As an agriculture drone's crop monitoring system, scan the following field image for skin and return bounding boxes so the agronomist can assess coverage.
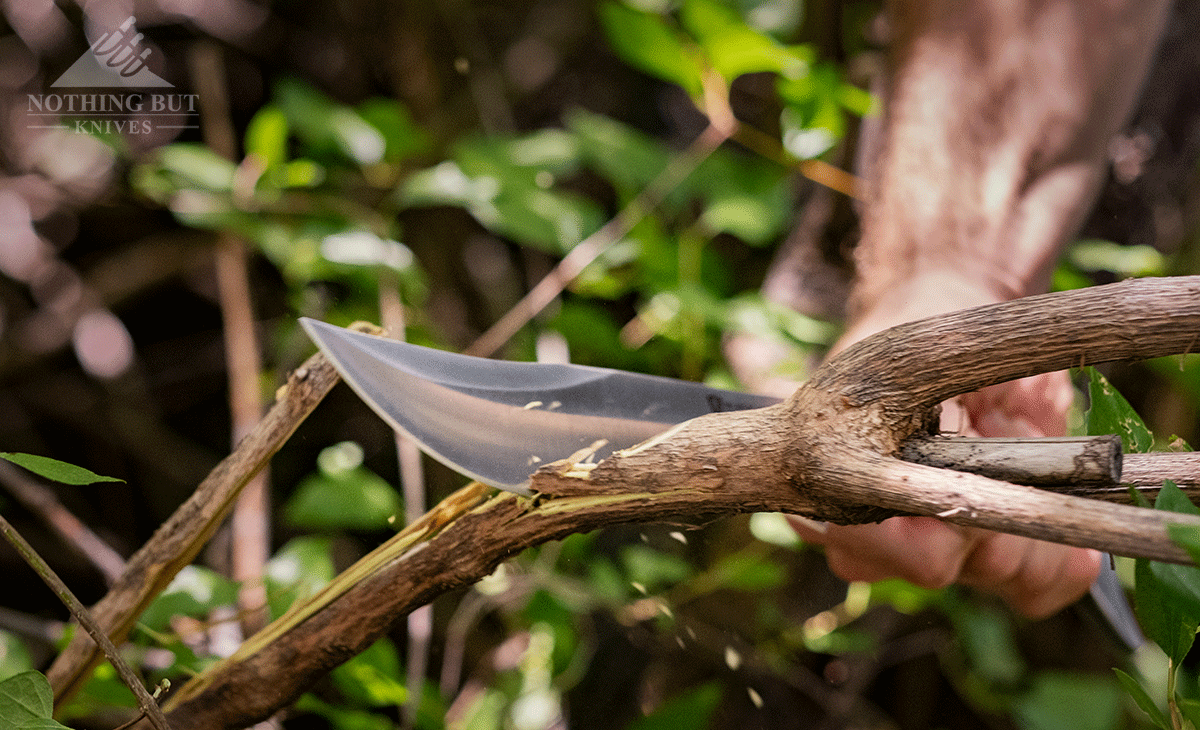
[788,0,1173,618]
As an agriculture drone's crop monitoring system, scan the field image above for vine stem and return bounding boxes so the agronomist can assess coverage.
[0,511,172,730]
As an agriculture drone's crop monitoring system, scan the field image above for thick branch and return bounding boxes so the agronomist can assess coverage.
[152,422,1200,729]
[138,278,1200,730]
[810,276,1200,425]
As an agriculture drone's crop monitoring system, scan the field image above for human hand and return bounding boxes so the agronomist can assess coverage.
[790,272,1102,618]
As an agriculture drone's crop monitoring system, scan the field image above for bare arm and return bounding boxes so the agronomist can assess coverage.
[851,0,1172,322]
[798,0,1174,618]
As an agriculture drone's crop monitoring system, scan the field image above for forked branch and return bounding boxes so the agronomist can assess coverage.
[136,277,1199,730]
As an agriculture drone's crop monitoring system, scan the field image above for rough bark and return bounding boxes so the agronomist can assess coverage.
[120,276,1200,730]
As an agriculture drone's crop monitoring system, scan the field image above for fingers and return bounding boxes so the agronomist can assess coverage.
[957,533,1102,618]
[790,516,1102,618]
[790,516,970,589]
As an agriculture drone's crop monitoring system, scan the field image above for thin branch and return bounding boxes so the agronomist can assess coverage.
[811,277,1200,420]
[0,511,171,730]
[191,39,271,637]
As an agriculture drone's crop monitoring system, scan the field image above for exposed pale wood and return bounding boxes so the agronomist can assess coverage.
[123,277,1200,730]
[901,435,1122,486]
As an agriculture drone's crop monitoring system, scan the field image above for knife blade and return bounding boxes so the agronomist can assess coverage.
[299,318,779,495]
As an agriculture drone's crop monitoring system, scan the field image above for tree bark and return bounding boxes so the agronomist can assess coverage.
[133,276,1199,730]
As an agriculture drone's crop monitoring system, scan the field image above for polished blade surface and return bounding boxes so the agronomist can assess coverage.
[300,318,779,494]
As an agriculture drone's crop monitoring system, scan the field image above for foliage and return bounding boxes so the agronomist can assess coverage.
[0,672,72,730]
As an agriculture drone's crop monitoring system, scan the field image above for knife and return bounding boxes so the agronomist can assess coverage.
[299,317,780,495]
[299,317,1144,649]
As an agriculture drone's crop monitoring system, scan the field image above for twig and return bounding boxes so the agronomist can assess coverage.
[0,511,171,730]
[190,40,271,636]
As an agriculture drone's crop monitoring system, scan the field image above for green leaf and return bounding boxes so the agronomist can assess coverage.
[283,442,403,531]
[621,545,691,593]
[1179,698,1200,730]
[1113,668,1171,729]
[150,143,238,192]
[703,552,786,592]
[55,663,135,722]
[1068,239,1166,279]
[0,453,123,486]
[776,63,852,159]
[689,151,791,244]
[1137,480,1200,662]
[265,537,336,619]
[283,469,402,532]
[244,105,289,170]
[955,604,1025,687]
[0,631,34,682]
[1083,367,1154,453]
[680,0,810,81]
[1011,670,1121,730]
[0,671,52,724]
[330,638,407,708]
[274,78,385,166]
[1168,520,1200,566]
[400,133,602,254]
[867,579,942,615]
[598,2,704,96]
[292,693,394,730]
[567,109,672,203]
[748,512,801,549]
[522,590,583,675]
[357,97,431,163]
[1135,554,1198,665]
[137,565,238,634]
[626,682,723,730]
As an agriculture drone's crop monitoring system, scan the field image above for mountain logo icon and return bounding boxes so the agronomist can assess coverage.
[52,17,172,88]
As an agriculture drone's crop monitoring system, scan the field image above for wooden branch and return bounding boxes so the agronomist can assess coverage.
[130,277,1200,730]
[810,276,1200,424]
[48,346,344,708]
[151,434,1200,729]
[1081,452,1200,501]
[900,435,1122,486]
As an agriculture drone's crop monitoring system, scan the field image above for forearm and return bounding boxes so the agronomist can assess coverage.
[851,0,1173,319]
